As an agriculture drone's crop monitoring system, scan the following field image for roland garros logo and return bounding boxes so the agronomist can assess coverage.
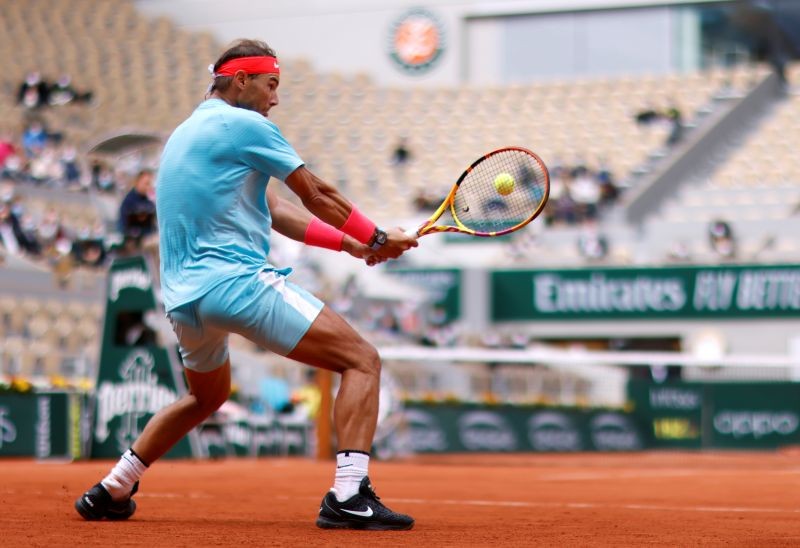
[388,8,445,74]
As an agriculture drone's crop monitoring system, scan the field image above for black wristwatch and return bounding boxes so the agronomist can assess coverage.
[369,227,388,250]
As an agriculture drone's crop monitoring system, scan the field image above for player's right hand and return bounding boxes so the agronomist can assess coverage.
[374,227,418,260]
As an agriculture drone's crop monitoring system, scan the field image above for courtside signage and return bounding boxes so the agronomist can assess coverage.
[91,256,199,459]
[492,264,800,320]
[388,7,445,75]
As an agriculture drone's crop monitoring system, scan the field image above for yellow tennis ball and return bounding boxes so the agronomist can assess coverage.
[494,173,515,196]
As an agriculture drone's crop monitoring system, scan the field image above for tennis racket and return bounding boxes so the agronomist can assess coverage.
[406,147,549,238]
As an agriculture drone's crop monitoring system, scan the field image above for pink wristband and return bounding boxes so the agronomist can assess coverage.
[340,205,376,245]
[304,217,344,251]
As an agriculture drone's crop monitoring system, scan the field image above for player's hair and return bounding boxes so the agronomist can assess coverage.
[209,39,277,94]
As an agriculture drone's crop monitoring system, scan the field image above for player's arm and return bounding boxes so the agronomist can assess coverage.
[266,185,385,264]
[284,166,416,259]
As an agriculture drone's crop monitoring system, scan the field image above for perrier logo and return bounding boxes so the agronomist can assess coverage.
[388,8,445,75]
[109,266,151,301]
[95,349,178,451]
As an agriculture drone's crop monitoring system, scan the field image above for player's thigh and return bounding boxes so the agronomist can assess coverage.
[168,301,230,373]
[185,359,231,411]
[287,305,378,374]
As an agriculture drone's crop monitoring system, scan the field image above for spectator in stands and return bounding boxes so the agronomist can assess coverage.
[37,207,66,254]
[47,74,93,106]
[1,151,25,182]
[709,219,736,259]
[73,230,107,267]
[118,168,156,249]
[390,137,412,185]
[666,240,692,263]
[91,161,117,192]
[29,144,64,184]
[0,198,40,256]
[596,161,620,206]
[17,72,50,109]
[60,145,81,187]
[634,105,684,146]
[0,132,15,168]
[570,166,602,221]
[665,105,684,146]
[22,121,49,158]
[548,166,578,225]
[577,221,609,261]
[391,137,412,167]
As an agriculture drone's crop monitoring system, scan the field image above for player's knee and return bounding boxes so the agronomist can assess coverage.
[195,386,230,415]
[360,344,381,378]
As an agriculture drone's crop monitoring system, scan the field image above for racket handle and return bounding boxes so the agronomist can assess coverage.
[404,227,420,238]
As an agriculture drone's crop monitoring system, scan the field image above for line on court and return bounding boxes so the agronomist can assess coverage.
[276,495,800,515]
[390,498,800,515]
[535,468,800,481]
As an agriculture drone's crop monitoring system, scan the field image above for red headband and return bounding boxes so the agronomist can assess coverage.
[214,56,280,77]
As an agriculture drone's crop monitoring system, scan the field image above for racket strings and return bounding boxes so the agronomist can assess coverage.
[453,149,548,234]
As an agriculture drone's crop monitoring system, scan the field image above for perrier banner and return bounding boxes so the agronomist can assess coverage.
[91,255,202,459]
[492,264,800,320]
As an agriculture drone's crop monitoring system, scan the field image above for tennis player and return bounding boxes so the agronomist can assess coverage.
[75,39,416,531]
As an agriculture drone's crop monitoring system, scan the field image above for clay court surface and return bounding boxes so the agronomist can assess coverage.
[2,452,800,546]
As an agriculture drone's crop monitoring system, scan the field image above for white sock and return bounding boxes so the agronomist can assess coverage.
[101,449,148,501]
[332,450,369,502]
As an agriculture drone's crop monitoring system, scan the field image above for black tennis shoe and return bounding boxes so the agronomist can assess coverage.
[316,476,414,531]
[74,481,139,521]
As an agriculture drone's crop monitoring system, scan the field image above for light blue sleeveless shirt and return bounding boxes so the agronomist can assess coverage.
[156,98,303,311]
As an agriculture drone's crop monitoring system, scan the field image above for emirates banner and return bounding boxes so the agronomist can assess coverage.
[492,264,800,320]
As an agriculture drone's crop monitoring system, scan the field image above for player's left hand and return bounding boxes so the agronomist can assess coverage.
[342,236,387,266]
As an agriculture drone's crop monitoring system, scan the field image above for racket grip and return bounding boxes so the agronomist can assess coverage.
[404,227,419,238]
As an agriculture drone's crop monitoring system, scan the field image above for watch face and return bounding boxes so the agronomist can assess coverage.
[376,230,388,244]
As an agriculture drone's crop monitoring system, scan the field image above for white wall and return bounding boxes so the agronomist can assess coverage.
[135,0,726,86]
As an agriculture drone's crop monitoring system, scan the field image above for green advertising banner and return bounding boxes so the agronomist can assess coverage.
[92,256,201,459]
[401,403,644,453]
[628,380,800,449]
[709,383,800,449]
[627,381,704,449]
[386,268,461,322]
[492,264,800,321]
[0,392,84,459]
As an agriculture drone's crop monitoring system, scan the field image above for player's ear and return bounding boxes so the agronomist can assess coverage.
[234,70,248,88]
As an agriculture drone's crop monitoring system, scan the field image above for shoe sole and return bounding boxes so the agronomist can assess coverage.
[316,516,414,531]
[74,497,136,521]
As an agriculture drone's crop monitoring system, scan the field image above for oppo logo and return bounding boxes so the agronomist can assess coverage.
[590,413,642,451]
[0,407,17,449]
[459,411,517,451]
[714,411,799,439]
[528,412,582,451]
[404,409,447,452]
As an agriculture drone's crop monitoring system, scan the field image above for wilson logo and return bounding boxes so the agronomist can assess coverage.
[0,407,17,450]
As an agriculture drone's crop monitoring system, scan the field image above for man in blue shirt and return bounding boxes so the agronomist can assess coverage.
[76,39,417,530]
